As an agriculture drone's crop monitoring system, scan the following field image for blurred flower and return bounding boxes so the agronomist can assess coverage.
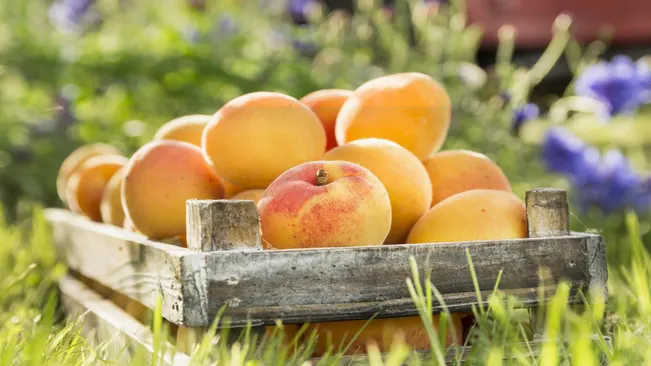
[573,150,641,214]
[48,0,95,33]
[499,91,512,104]
[541,126,590,175]
[181,26,201,44]
[288,0,319,23]
[218,14,238,35]
[574,55,651,117]
[541,126,651,215]
[511,103,539,136]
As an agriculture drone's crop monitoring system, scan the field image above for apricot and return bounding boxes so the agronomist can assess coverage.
[407,190,527,244]
[66,155,128,222]
[258,160,391,249]
[122,140,224,240]
[423,150,512,207]
[299,89,353,151]
[203,92,327,189]
[307,315,463,356]
[335,72,451,160]
[152,114,212,147]
[231,189,265,204]
[99,167,125,227]
[324,138,431,244]
[56,143,121,204]
[223,180,247,198]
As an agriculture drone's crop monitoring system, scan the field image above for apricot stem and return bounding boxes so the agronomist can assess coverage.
[316,169,328,186]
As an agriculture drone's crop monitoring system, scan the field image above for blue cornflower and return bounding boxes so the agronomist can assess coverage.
[573,150,641,214]
[48,0,95,33]
[574,55,651,117]
[541,126,591,176]
[512,103,539,136]
[541,126,651,215]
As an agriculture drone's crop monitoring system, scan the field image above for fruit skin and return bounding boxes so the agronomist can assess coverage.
[153,114,212,147]
[299,89,353,151]
[423,150,512,207]
[223,180,248,198]
[258,160,392,249]
[202,91,327,189]
[122,140,224,240]
[99,167,126,227]
[66,155,129,222]
[56,143,121,204]
[407,189,527,244]
[323,138,432,244]
[307,315,463,356]
[335,72,451,160]
[231,189,265,204]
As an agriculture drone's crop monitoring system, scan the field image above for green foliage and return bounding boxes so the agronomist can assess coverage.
[1,0,651,364]
[1,207,651,365]
[0,0,539,215]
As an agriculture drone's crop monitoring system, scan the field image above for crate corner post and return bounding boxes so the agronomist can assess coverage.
[525,188,571,337]
[178,199,265,354]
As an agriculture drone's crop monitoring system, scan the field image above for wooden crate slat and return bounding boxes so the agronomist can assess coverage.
[46,208,606,328]
[59,275,190,366]
[46,209,194,325]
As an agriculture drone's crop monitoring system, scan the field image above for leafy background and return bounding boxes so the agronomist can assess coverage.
[1,0,651,364]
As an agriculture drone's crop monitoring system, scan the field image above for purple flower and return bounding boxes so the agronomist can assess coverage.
[512,103,539,136]
[573,150,641,214]
[574,55,651,117]
[541,126,651,215]
[217,14,238,35]
[288,0,318,23]
[48,0,95,33]
[541,126,590,175]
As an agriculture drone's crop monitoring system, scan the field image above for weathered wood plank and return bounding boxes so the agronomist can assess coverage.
[200,234,602,326]
[46,206,607,328]
[45,209,200,326]
[59,275,190,366]
[186,199,262,251]
[60,275,611,365]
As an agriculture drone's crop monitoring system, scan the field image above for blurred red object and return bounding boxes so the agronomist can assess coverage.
[466,0,651,48]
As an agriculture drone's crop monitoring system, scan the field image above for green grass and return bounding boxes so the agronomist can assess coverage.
[1,204,650,365]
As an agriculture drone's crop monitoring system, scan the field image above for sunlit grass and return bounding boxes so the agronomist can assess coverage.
[3,205,651,365]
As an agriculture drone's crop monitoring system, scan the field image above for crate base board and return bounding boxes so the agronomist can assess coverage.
[59,275,610,365]
[59,275,191,366]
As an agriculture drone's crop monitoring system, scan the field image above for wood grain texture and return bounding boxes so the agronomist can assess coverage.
[526,188,571,238]
[198,234,601,326]
[46,204,607,328]
[45,209,204,326]
[186,199,262,252]
[59,275,190,366]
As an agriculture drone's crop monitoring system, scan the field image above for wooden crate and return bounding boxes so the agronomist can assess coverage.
[46,188,608,363]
